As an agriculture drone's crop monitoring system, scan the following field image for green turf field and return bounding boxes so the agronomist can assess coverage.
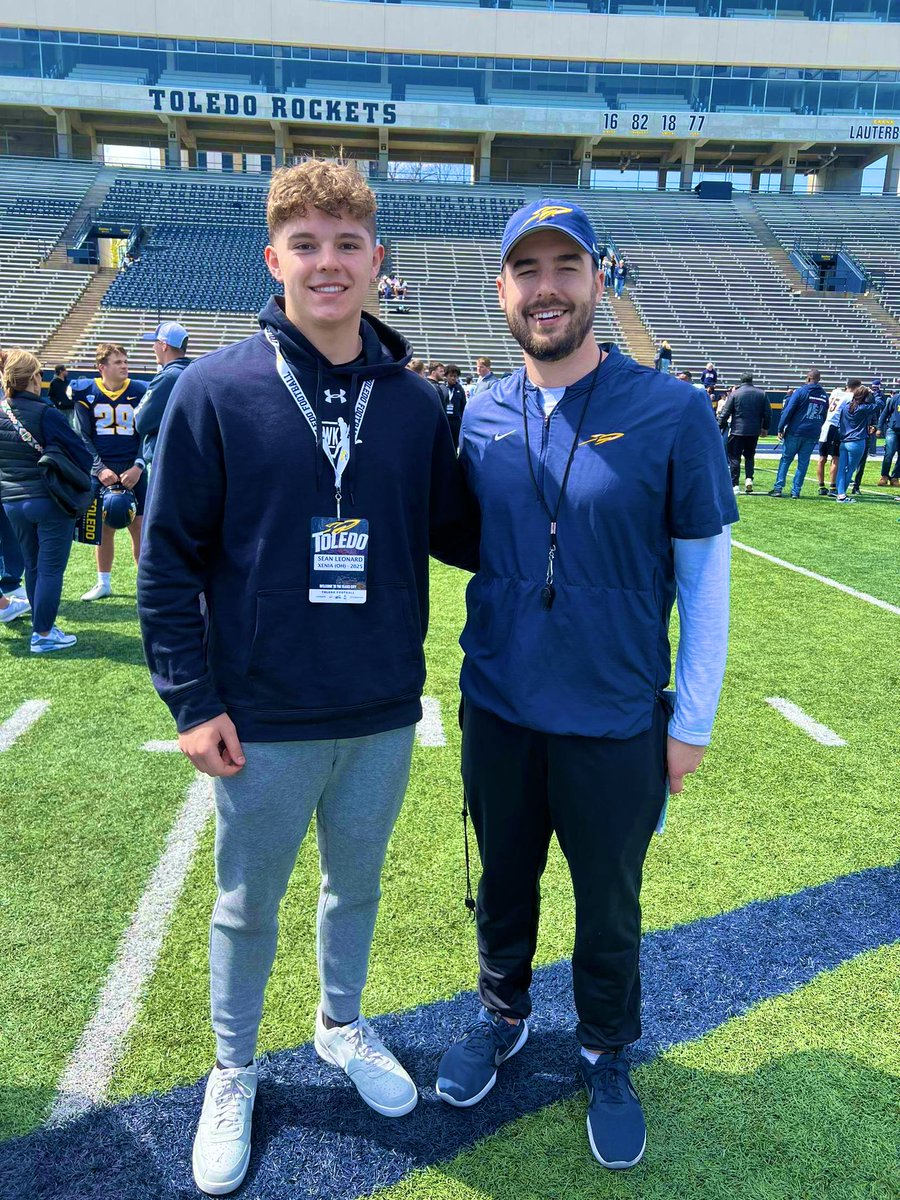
[1,461,897,1197]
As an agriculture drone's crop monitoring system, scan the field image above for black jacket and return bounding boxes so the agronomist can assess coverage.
[443,380,467,444]
[718,384,771,437]
[48,377,73,410]
[0,390,93,504]
[138,297,478,742]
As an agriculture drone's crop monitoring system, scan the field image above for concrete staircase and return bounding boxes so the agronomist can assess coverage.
[55,169,116,252]
[733,196,808,290]
[855,293,900,349]
[39,268,117,364]
[611,291,656,366]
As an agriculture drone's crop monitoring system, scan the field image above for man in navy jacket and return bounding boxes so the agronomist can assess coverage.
[877,386,900,486]
[138,160,475,1196]
[133,320,192,466]
[768,368,829,498]
[434,199,737,1172]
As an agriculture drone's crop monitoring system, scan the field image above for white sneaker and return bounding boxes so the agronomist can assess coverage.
[745,478,753,494]
[3,586,28,602]
[30,626,77,653]
[192,1062,258,1196]
[0,596,30,624]
[315,1010,418,1117]
[81,581,112,601]
[732,485,740,495]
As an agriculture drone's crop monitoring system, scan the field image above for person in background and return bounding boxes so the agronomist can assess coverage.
[835,385,880,504]
[75,343,148,601]
[851,377,884,495]
[601,255,613,289]
[443,363,467,445]
[716,372,770,495]
[134,321,192,468]
[817,378,857,496]
[470,356,498,396]
[613,257,627,298]
[877,385,900,487]
[0,350,92,652]
[701,362,717,390]
[0,343,29,624]
[676,370,708,397]
[768,368,829,499]
[654,341,673,373]
[48,365,72,413]
[407,358,426,377]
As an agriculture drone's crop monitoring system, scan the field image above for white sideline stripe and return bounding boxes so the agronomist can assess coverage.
[47,776,214,1127]
[142,739,179,752]
[733,540,900,617]
[417,695,447,747]
[765,698,848,747]
[0,700,50,752]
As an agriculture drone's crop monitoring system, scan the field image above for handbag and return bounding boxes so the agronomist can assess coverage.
[1,398,94,517]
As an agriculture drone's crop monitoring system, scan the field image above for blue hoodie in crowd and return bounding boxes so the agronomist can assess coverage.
[777,381,829,440]
[137,297,477,742]
[838,396,881,443]
[879,391,900,434]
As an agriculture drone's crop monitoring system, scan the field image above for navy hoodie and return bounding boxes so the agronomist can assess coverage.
[137,298,477,741]
[778,382,829,439]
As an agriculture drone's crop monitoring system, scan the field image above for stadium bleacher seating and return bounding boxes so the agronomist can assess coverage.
[749,192,900,325]
[35,163,896,388]
[574,190,900,388]
[0,157,99,352]
[70,308,260,372]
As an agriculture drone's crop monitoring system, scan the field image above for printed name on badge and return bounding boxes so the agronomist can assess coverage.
[309,517,369,604]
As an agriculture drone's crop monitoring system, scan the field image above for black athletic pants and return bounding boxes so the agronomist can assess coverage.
[461,699,668,1050]
[726,434,759,487]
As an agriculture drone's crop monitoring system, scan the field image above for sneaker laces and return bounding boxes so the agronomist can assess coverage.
[586,1054,630,1105]
[457,1013,512,1058]
[341,1018,396,1074]
[208,1070,253,1134]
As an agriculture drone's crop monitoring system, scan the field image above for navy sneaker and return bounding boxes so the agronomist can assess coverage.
[581,1051,646,1169]
[435,1008,528,1107]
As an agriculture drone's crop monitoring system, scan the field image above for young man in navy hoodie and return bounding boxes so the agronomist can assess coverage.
[138,159,474,1196]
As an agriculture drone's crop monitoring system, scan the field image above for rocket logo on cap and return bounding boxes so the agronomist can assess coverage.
[524,205,574,226]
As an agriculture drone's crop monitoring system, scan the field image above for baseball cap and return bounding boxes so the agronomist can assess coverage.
[872,377,882,386]
[500,199,601,270]
[141,320,189,349]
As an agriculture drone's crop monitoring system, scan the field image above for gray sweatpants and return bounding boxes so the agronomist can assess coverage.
[210,725,415,1068]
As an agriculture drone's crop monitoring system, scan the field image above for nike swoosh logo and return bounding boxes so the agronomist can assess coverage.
[493,430,515,441]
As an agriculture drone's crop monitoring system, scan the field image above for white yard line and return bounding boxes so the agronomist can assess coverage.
[416,695,447,747]
[0,700,50,752]
[733,541,900,617]
[141,739,180,752]
[47,776,214,1127]
[765,698,848,747]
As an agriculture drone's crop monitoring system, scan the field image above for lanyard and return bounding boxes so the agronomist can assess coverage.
[265,327,374,517]
[521,358,601,611]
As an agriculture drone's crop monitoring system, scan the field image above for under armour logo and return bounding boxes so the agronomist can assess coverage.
[323,388,347,405]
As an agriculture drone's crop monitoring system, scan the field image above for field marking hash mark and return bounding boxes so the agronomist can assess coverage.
[0,700,51,752]
[765,697,848,747]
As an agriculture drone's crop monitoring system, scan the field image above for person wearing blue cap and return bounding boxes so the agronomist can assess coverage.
[134,321,192,468]
[435,198,738,1170]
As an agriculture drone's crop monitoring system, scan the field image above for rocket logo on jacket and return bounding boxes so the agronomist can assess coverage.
[579,432,625,449]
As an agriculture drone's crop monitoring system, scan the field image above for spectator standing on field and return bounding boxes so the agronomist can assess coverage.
[443,364,467,446]
[407,358,426,377]
[470,356,498,396]
[48,365,72,413]
[717,372,770,495]
[835,386,881,504]
[851,377,884,495]
[877,386,900,486]
[817,379,856,495]
[134,321,192,468]
[768,369,829,499]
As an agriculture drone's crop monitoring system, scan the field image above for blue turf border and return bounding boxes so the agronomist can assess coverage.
[2,863,897,1199]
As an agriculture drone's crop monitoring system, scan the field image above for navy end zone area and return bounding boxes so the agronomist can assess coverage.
[0,1,899,1198]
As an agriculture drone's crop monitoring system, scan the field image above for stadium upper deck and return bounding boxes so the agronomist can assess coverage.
[0,0,898,191]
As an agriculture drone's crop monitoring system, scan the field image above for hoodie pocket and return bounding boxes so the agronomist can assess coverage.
[246,583,424,712]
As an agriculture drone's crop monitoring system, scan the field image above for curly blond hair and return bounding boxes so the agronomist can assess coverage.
[3,348,41,395]
[266,158,377,241]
